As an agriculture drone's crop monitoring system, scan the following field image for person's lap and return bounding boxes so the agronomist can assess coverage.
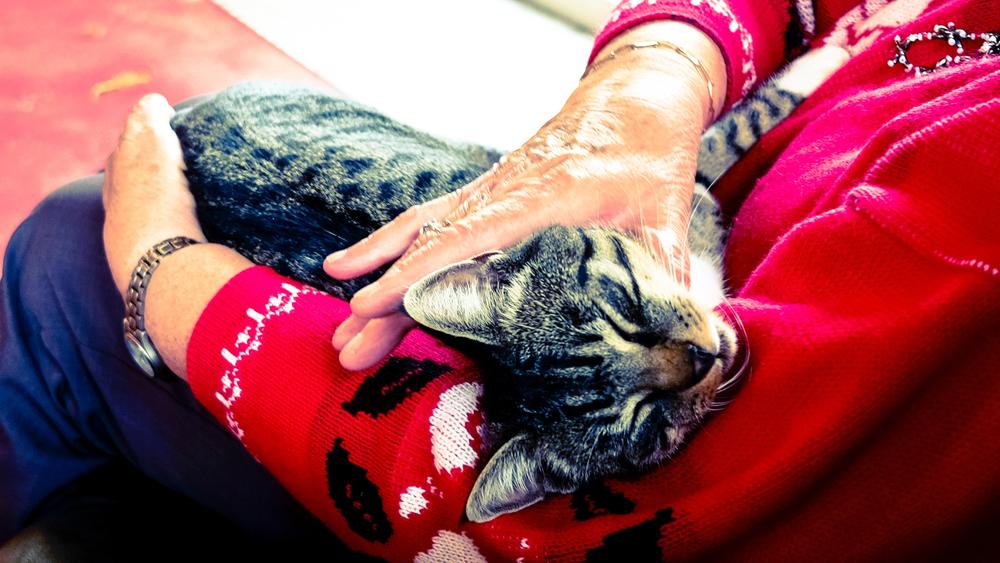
[0,174,344,544]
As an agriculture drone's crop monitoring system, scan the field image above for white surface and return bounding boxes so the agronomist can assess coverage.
[212,0,595,150]
[525,0,618,31]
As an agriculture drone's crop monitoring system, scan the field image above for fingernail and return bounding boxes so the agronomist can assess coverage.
[332,327,349,350]
[325,250,346,264]
[339,338,371,372]
[324,251,348,274]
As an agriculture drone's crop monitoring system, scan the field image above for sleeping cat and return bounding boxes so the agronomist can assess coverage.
[171,45,846,523]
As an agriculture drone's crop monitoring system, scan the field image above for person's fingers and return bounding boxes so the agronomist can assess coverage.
[458,155,512,197]
[332,313,367,350]
[142,95,185,162]
[453,147,545,210]
[348,195,556,318]
[322,145,540,282]
[118,94,185,175]
[338,313,416,371]
[128,93,176,128]
[323,189,466,280]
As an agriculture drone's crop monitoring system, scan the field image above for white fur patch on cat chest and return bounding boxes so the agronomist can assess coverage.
[689,254,726,310]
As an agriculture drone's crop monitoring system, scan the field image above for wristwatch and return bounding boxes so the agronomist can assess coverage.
[123,236,200,378]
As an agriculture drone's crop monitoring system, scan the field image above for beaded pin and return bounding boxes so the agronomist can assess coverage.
[888,22,1000,76]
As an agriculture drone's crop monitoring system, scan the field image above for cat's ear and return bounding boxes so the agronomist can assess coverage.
[465,434,545,523]
[403,251,505,345]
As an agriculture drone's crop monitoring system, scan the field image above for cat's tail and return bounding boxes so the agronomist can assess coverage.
[695,44,849,186]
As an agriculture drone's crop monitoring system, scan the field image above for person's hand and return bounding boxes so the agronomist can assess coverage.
[324,22,726,370]
[103,94,206,298]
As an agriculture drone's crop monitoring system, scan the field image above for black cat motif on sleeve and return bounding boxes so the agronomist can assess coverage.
[570,481,636,521]
[342,357,453,418]
[585,508,676,562]
[326,438,392,543]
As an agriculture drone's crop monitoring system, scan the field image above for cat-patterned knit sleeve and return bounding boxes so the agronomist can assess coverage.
[185,266,497,560]
[592,0,865,108]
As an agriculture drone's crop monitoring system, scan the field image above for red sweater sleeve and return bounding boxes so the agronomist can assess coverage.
[186,267,494,560]
[591,0,864,107]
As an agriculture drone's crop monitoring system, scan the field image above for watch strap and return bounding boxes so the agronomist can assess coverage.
[123,236,200,377]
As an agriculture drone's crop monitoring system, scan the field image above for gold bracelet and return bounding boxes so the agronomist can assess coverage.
[582,39,718,124]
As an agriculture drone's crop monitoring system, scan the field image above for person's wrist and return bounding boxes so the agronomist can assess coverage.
[582,51,710,120]
[109,222,207,299]
[143,242,254,379]
[586,20,726,126]
[571,56,706,161]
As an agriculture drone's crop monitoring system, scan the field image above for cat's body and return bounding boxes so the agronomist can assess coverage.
[171,45,845,523]
[173,94,501,299]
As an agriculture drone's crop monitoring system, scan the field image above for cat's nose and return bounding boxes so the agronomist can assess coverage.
[688,344,717,385]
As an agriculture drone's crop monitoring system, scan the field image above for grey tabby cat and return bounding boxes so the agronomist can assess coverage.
[171,46,846,523]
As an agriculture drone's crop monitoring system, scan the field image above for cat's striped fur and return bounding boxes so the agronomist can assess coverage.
[171,45,846,523]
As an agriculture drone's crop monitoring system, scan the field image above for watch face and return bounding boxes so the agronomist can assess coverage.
[124,332,156,378]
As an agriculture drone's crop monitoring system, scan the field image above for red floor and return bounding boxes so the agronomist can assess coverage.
[0,0,332,272]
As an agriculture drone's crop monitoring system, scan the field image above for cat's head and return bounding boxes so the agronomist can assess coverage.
[403,225,737,523]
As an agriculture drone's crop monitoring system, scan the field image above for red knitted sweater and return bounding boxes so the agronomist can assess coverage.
[187,1,1000,560]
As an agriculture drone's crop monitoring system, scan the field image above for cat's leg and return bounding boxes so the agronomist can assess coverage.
[0,176,345,550]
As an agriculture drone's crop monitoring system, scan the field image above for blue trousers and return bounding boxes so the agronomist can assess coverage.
[0,176,339,546]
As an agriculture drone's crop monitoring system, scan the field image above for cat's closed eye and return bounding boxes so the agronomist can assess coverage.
[597,276,644,324]
[593,281,662,348]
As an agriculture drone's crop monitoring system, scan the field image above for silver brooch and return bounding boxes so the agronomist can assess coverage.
[888,22,1000,76]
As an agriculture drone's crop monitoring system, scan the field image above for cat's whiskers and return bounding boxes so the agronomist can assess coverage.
[712,296,750,402]
[600,217,673,284]
[634,212,678,285]
[643,206,677,284]
[580,419,608,480]
[687,185,708,233]
[704,170,724,192]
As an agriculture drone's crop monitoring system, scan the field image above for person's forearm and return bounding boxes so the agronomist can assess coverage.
[144,243,253,379]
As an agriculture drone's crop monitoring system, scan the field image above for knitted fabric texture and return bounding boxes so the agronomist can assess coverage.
[591,0,864,108]
[188,0,1000,559]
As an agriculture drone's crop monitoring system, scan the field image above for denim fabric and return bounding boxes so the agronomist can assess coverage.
[0,176,336,545]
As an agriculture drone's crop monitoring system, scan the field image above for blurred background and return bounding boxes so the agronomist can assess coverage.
[0,0,619,269]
